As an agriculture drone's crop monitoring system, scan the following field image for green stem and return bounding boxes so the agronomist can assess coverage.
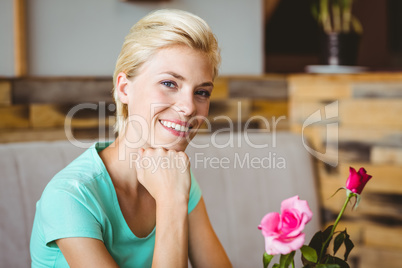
[319,192,353,262]
[291,258,295,268]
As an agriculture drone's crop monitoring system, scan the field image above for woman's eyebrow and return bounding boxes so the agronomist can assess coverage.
[199,81,214,88]
[162,71,214,88]
[163,71,185,81]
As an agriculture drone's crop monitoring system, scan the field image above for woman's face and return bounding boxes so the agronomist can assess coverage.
[121,45,214,151]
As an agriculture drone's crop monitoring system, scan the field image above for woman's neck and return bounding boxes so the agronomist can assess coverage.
[99,136,143,195]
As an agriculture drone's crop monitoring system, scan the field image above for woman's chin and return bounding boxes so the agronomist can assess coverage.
[154,141,189,152]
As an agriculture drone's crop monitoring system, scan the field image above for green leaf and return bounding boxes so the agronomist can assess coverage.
[273,264,280,268]
[326,255,350,268]
[309,230,324,253]
[317,263,341,268]
[323,225,334,241]
[302,265,316,268]
[279,251,295,268]
[332,256,350,268]
[333,231,345,255]
[330,187,345,198]
[316,264,341,268]
[344,233,354,261]
[322,225,334,254]
[301,245,318,263]
[263,252,274,268]
[308,225,334,263]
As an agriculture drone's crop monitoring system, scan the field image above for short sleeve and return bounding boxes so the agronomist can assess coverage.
[188,170,202,213]
[38,179,103,247]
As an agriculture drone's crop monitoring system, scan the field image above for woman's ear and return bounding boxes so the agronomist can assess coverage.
[116,72,129,104]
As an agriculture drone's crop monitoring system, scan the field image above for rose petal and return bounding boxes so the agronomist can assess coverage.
[280,209,301,235]
[265,233,306,255]
[346,166,372,194]
[280,196,300,212]
[258,212,280,237]
[281,196,312,224]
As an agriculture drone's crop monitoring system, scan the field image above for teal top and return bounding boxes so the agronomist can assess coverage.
[30,141,202,267]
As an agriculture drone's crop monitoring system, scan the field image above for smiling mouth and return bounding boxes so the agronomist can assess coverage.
[159,120,193,133]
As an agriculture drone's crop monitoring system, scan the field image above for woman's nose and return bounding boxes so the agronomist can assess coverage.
[175,91,196,117]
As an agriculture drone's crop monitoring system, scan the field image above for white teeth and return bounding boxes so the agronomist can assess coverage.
[161,120,189,132]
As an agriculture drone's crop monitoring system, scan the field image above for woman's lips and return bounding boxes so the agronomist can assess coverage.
[159,120,192,137]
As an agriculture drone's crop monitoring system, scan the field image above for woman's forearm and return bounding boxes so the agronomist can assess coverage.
[152,197,189,268]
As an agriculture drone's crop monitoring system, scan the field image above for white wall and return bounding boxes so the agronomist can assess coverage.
[1,0,263,77]
[0,0,15,76]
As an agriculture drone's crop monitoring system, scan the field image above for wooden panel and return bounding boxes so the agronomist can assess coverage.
[289,100,338,125]
[371,146,402,165]
[13,0,27,76]
[13,78,114,104]
[290,100,402,128]
[211,76,228,100]
[0,81,11,105]
[251,100,288,118]
[0,128,67,143]
[364,224,402,250]
[352,82,402,98]
[229,76,287,99]
[321,185,402,221]
[30,104,115,128]
[0,105,29,128]
[297,126,402,147]
[289,81,351,101]
[73,127,116,141]
[295,126,402,163]
[318,162,402,195]
[250,100,289,130]
[208,99,252,122]
[340,99,402,127]
[289,73,402,101]
[359,246,402,268]
[288,73,402,84]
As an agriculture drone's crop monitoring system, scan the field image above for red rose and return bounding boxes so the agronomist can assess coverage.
[345,167,372,195]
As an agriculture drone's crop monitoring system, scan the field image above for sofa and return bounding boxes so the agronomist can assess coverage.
[0,132,320,267]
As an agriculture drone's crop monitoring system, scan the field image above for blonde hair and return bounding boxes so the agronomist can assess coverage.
[112,9,221,135]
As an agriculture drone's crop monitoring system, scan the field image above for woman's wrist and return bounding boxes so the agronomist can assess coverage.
[155,193,188,212]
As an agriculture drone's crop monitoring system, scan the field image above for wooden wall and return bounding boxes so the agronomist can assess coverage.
[0,75,289,143]
[289,73,402,268]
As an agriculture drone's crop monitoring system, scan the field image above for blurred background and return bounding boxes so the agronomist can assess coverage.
[1,0,401,267]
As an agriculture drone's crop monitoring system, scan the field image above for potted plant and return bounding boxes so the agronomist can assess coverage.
[312,0,363,66]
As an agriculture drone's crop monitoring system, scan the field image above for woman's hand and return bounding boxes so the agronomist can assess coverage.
[136,147,191,267]
[136,147,191,206]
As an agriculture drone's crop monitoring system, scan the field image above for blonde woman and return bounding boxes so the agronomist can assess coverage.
[30,9,231,268]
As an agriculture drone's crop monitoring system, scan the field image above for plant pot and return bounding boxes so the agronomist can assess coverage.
[319,32,361,66]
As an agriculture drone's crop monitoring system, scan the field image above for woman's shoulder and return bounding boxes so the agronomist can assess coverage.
[45,141,112,194]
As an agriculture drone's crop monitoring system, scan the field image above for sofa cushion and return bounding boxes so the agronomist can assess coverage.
[0,132,319,268]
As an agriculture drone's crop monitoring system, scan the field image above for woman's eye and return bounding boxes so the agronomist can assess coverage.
[161,81,176,88]
[195,90,211,97]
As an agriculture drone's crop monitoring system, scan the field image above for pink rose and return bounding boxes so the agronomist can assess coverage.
[345,167,372,195]
[258,196,313,255]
